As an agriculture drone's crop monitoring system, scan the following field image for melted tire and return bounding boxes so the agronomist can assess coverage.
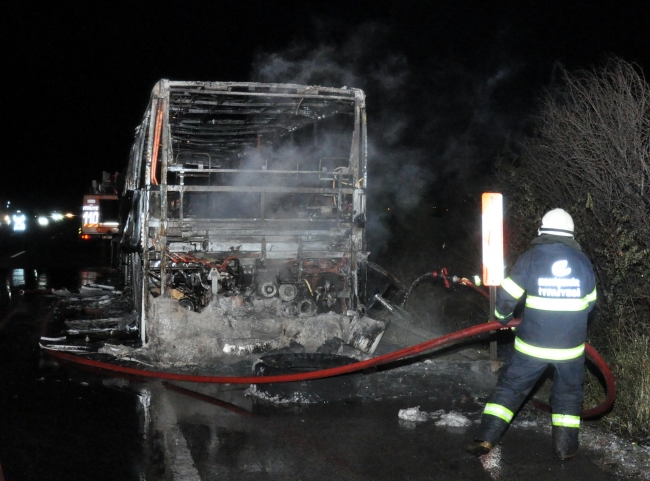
[252,353,360,403]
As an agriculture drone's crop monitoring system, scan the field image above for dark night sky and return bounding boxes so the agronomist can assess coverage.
[3,0,650,212]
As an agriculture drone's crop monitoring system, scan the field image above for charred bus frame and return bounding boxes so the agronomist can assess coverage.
[122,80,369,354]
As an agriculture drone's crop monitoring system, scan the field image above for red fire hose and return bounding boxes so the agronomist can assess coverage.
[43,318,615,418]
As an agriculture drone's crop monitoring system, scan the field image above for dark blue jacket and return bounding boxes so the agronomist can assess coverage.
[495,235,597,362]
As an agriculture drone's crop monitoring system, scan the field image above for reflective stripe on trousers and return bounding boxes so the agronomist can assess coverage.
[483,403,514,423]
[552,414,581,428]
[514,337,585,361]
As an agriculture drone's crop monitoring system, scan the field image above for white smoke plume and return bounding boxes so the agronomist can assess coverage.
[251,24,432,248]
[250,22,522,254]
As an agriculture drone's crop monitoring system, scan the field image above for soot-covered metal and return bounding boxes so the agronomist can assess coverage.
[120,80,381,364]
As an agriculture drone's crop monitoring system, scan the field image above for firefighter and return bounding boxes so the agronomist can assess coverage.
[466,208,597,460]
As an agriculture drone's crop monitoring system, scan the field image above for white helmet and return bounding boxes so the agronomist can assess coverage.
[539,208,574,237]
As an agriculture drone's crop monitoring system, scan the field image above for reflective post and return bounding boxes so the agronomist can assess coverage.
[489,286,497,360]
[482,193,504,362]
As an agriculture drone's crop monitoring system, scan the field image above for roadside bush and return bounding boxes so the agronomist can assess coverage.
[496,58,650,437]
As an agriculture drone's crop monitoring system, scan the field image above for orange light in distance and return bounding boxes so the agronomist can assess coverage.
[482,193,504,286]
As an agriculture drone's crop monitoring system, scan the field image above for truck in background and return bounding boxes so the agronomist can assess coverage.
[81,172,121,240]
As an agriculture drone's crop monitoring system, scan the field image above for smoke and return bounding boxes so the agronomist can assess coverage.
[250,22,524,255]
[251,23,430,222]
[255,45,360,88]
[184,113,358,220]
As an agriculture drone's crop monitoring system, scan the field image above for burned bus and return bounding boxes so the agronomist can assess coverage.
[121,80,381,364]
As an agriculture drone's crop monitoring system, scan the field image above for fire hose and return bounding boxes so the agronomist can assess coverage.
[43,312,615,419]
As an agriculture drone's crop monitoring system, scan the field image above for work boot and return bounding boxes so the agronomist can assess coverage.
[553,425,579,460]
[465,440,493,457]
[469,410,509,456]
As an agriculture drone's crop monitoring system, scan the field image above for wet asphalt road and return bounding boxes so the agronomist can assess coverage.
[0,232,634,480]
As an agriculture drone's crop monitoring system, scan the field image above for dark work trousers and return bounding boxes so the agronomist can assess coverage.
[476,350,585,444]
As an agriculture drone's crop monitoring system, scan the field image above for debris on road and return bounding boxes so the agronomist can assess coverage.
[398,406,429,422]
[434,411,472,428]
